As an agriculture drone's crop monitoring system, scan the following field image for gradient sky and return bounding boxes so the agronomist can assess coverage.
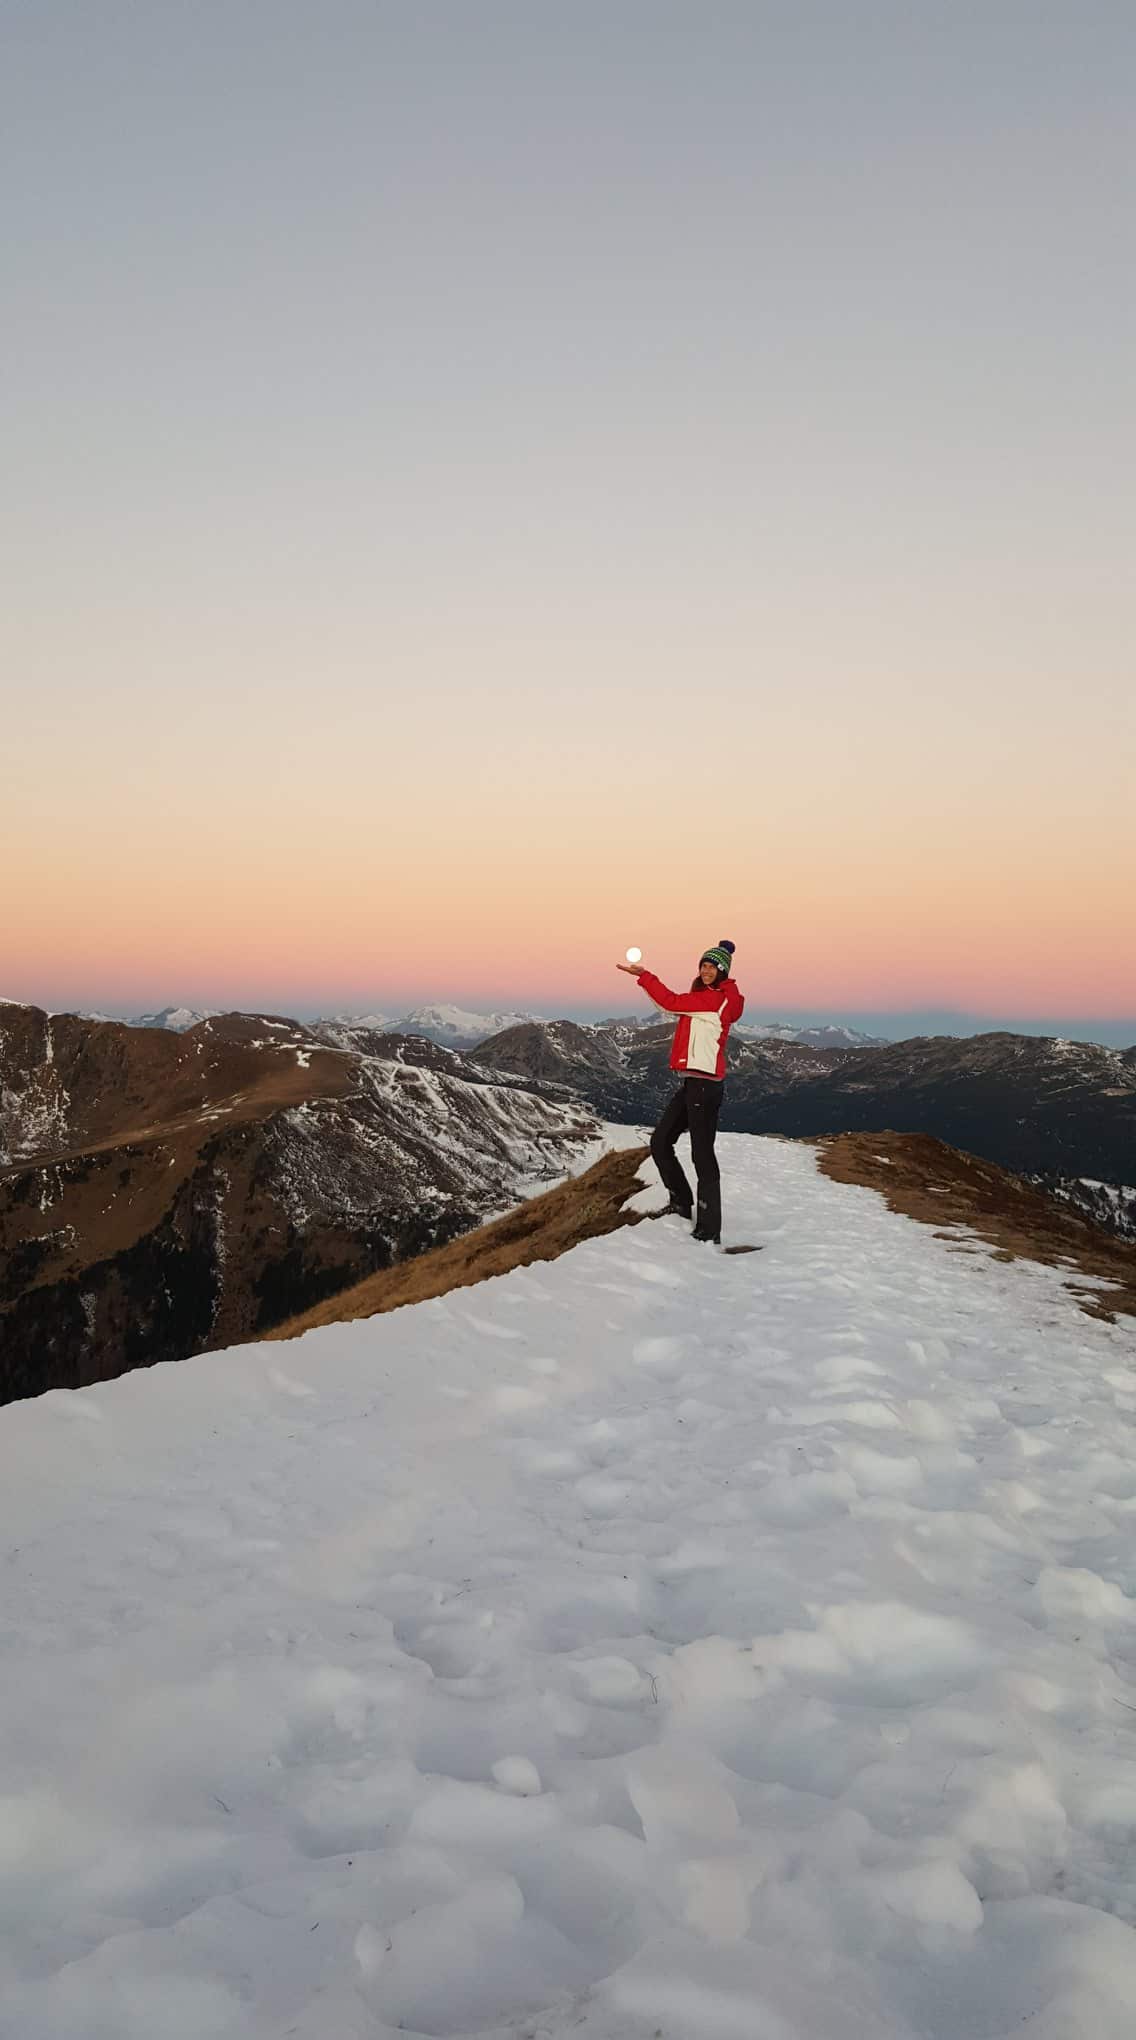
[3,3,1133,1040]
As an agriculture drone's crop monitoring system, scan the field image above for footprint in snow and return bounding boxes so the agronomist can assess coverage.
[626,1259,685,1287]
[631,1334,687,1378]
[570,1655,645,1705]
[814,1352,888,1385]
[759,1599,984,1707]
[655,1541,730,1580]
[393,1614,497,1681]
[493,1384,547,1415]
[575,1473,638,1518]
[522,1445,582,1478]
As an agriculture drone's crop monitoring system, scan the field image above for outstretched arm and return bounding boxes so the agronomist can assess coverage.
[615,960,695,1009]
[617,962,744,1022]
[634,969,726,1015]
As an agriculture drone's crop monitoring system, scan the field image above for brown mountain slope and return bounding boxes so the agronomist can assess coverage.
[0,1003,352,1164]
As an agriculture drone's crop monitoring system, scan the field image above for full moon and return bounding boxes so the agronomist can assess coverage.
[625,947,642,964]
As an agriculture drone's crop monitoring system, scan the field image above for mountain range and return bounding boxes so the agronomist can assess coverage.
[471,1018,1136,1191]
[76,1002,890,1052]
[5,999,1134,1407]
[318,1003,540,1049]
[83,1002,545,1048]
[0,1003,598,1405]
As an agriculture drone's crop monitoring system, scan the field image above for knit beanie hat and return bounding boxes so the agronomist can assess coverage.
[700,939,736,977]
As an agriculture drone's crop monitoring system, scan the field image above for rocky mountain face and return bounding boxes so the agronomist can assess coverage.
[473,1019,646,1115]
[472,1021,1136,1186]
[1029,1173,1136,1241]
[0,1006,598,1406]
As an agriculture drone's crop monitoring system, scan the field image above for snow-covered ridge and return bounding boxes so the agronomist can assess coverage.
[4,1136,1135,2036]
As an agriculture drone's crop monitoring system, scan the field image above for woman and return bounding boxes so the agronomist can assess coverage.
[617,940,745,1243]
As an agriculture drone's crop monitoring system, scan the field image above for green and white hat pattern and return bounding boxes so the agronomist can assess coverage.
[699,940,736,977]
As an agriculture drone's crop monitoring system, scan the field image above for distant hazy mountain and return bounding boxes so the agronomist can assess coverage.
[736,1020,890,1050]
[398,1003,543,1047]
[318,1004,542,1051]
[131,1006,220,1032]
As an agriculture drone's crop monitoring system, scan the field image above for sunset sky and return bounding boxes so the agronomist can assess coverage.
[4,4,1133,1042]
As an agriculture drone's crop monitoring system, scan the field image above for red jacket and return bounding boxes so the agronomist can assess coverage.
[637,970,745,1080]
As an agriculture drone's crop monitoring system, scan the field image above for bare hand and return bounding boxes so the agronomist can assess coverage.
[616,961,644,975]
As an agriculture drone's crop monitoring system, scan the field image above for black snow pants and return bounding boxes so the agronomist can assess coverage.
[650,1076,724,1237]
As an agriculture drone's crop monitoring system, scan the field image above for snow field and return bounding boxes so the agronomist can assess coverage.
[2,1136,1136,2038]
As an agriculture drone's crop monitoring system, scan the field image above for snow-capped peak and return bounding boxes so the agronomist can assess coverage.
[131,1006,220,1033]
[396,1004,542,1047]
[319,1011,397,1033]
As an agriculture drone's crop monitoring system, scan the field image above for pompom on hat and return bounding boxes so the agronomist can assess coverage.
[699,939,736,977]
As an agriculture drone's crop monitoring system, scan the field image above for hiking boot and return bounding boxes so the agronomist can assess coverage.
[691,1225,721,1244]
[658,1198,694,1219]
